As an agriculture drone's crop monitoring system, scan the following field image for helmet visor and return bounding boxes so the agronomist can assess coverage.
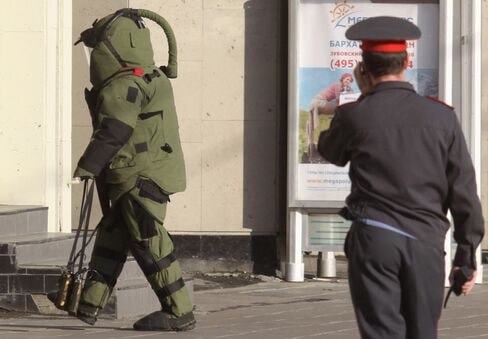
[82,45,92,66]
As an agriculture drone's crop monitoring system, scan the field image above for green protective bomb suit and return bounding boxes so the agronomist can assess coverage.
[72,8,194,331]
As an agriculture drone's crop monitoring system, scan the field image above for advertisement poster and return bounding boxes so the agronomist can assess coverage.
[304,214,352,252]
[296,0,439,202]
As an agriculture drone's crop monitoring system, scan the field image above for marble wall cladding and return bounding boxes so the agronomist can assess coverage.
[172,234,277,274]
[71,0,284,235]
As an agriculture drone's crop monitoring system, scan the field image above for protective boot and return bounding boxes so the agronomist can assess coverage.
[76,303,98,325]
[46,290,98,325]
[133,310,196,331]
[77,269,119,326]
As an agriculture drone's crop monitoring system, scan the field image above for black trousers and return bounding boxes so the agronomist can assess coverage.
[345,221,445,339]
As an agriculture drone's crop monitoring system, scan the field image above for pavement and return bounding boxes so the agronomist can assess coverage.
[0,275,487,339]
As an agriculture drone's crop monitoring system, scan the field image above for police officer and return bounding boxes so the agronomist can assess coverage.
[318,16,484,339]
[51,9,195,331]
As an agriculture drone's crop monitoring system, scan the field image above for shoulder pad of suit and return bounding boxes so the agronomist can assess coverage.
[99,76,142,103]
[425,96,454,109]
[97,67,145,91]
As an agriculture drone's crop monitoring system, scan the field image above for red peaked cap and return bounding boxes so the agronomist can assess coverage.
[346,16,421,53]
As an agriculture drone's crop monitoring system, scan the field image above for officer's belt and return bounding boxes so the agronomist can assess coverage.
[358,218,417,239]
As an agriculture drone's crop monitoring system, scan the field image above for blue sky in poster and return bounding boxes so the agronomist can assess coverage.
[299,68,438,111]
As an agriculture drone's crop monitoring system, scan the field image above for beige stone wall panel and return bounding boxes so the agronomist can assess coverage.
[203,7,245,121]
[172,61,203,144]
[165,142,203,232]
[202,121,244,232]
[129,0,204,63]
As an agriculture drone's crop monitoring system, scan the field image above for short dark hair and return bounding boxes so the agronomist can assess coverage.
[362,51,407,77]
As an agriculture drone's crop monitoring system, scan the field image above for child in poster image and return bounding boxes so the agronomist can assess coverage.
[306,73,353,163]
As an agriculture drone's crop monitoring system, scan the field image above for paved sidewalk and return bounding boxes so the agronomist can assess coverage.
[0,279,487,338]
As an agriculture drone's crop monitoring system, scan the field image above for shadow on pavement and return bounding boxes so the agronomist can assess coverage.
[0,323,135,331]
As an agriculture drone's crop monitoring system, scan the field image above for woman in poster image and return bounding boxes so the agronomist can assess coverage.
[306,73,353,163]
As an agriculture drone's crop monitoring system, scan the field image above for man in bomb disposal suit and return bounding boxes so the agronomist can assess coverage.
[318,17,484,339]
[56,9,195,331]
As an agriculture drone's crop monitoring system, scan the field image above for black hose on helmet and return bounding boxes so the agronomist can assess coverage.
[137,9,178,79]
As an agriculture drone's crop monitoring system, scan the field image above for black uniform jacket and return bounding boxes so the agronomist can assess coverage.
[318,81,484,268]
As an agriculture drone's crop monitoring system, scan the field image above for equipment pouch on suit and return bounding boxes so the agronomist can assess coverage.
[136,177,170,203]
[125,178,172,239]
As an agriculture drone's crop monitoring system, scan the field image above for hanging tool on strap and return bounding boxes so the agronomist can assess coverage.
[54,179,95,315]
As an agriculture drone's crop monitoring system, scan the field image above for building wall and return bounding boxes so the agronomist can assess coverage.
[0,1,47,205]
[71,0,284,236]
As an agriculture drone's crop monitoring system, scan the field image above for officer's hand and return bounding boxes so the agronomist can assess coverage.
[449,267,477,295]
[354,62,373,95]
[73,166,95,180]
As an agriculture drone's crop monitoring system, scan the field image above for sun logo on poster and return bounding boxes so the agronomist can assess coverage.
[329,0,355,23]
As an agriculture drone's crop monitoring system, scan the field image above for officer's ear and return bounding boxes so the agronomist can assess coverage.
[354,62,373,95]
[403,54,409,70]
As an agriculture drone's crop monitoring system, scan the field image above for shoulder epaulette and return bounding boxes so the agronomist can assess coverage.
[425,96,454,109]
